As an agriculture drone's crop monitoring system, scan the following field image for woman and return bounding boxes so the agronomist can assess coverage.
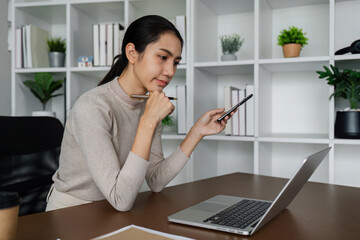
[46,15,232,212]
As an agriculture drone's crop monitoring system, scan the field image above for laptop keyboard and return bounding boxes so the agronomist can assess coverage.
[203,199,271,229]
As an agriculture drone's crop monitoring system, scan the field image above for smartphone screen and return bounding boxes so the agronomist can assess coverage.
[217,94,253,122]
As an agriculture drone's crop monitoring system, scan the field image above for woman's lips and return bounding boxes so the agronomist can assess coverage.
[156,79,168,87]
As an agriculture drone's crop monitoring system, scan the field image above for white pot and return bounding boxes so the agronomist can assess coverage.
[32,111,56,117]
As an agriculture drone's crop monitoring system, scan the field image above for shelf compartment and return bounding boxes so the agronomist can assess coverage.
[129,0,186,22]
[334,0,360,57]
[258,142,329,183]
[258,62,330,138]
[15,4,66,38]
[69,1,125,67]
[14,72,66,122]
[193,65,254,124]
[193,140,254,181]
[259,0,330,59]
[69,71,104,107]
[193,0,254,62]
[334,144,360,187]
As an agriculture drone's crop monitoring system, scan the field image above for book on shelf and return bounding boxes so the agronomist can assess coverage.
[231,89,239,136]
[106,23,113,66]
[93,22,125,67]
[15,27,22,68]
[99,23,106,66]
[245,84,254,136]
[92,24,100,66]
[176,85,187,135]
[238,89,246,136]
[224,86,238,135]
[175,15,186,64]
[16,24,49,68]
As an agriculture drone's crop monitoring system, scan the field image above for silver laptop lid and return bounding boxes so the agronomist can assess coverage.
[251,147,331,235]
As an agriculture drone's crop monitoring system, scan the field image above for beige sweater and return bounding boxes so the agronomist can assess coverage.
[53,78,189,211]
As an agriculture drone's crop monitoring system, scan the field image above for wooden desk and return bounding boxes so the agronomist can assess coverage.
[17,173,360,240]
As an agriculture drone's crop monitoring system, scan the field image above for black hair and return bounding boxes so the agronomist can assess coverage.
[98,15,184,86]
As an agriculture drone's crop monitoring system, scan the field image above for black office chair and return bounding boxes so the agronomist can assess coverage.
[0,116,64,216]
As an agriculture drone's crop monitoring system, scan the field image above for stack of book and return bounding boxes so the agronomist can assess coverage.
[224,85,254,136]
[93,23,125,67]
[15,24,50,68]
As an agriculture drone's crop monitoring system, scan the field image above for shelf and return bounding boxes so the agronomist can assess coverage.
[203,135,255,142]
[258,134,329,144]
[194,61,254,75]
[161,134,186,140]
[334,139,360,145]
[15,68,67,73]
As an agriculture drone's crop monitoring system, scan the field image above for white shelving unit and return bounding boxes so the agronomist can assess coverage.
[11,0,360,189]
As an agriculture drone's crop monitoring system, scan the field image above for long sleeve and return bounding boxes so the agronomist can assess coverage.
[146,124,190,192]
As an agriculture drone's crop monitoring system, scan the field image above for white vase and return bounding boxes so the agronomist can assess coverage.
[221,53,237,61]
[32,111,56,117]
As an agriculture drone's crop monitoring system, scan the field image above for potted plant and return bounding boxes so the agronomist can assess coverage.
[220,34,244,61]
[23,72,64,117]
[162,115,174,133]
[47,37,66,67]
[316,64,360,138]
[277,26,308,58]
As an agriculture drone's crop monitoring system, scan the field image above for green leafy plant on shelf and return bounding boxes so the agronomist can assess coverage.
[277,26,308,48]
[47,37,66,53]
[220,34,244,55]
[23,72,64,111]
[317,64,360,109]
[162,115,174,126]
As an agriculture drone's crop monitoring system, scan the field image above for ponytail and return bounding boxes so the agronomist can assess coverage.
[98,54,127,86]
[98,15,183,86]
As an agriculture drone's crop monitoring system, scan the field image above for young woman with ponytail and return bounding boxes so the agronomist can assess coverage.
[46,15,232,212]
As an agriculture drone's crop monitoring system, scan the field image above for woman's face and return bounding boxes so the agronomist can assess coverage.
[133,32,182,93]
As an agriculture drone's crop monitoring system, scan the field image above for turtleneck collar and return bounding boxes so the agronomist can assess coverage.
[110,77,145,107]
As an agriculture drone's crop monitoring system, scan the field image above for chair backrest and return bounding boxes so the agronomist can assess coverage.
[0,116,64,216]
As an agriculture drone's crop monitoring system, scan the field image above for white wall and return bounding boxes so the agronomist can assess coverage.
[0,0,11,115]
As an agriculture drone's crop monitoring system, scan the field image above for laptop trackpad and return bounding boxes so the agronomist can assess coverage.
[190,202,228,213]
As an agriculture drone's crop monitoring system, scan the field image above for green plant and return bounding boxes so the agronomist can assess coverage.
[23,72,64,110]
[162,115,174,126]
[47,37,66,53]
[220,34,244,55]
[316,64,360,109]
[277,26,308,48]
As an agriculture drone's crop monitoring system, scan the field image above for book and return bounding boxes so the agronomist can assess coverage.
[176,85,187,135]
[113,23,125,57]
[224,86,238,135]
[99,23,106,66]
[238,89,246,136]
[25,25,32,68]
[22,25,27,68]
[231,89,239,135]
[28,25,50,68]
[15,27,22,68]
[175,15,186,64]
[245,84,254,136]
[93,24,100,66]
[106,23,113,66]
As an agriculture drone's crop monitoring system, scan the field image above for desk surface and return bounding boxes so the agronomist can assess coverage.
[17,173,360,240]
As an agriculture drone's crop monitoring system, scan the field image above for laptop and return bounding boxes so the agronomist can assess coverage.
[168,147,331,236]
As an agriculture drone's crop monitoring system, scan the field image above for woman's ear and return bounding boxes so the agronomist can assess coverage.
[125,43,137,64]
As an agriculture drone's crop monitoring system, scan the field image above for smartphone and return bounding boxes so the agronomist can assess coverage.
[217,94,253,122]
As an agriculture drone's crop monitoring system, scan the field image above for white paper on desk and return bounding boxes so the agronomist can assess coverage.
[93,224,194,240]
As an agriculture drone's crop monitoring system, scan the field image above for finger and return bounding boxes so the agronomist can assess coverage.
[208,108,225,117]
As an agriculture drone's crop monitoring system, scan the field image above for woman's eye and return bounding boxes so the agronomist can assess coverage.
[174,61,180,66]
[159,55,167,61]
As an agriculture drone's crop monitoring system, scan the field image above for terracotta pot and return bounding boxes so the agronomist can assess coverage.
[282,43,301,58]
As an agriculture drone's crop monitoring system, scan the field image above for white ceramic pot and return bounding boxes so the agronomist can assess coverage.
[32,111,56,117]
